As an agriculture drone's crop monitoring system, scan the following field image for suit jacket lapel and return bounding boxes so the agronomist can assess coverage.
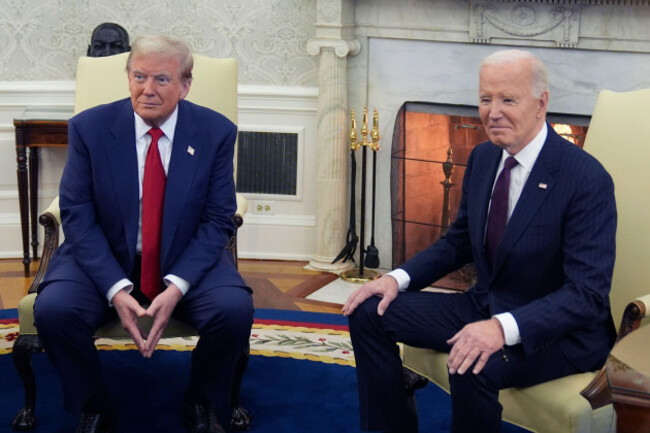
[492,127,561,273]
[106,99,139,264]
[161,101,199,265]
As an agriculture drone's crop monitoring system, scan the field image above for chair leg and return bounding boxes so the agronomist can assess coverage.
[11,334,44,431]
[228,344,252,431]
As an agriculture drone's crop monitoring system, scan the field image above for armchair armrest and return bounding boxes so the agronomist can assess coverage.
[617,294,650,340]
[581,293,650,409]
[28,194,247,288]
[28,197,61,294]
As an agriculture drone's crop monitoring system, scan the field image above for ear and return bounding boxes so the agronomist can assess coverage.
[179,79,192,100]
[537,90,549,118]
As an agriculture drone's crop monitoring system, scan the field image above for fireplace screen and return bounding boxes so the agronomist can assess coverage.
[391,101,589,290]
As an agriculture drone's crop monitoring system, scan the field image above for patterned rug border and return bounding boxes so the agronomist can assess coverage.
[0,315,355,366]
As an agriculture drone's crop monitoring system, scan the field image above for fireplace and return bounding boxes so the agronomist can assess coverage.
[390,101,590,290]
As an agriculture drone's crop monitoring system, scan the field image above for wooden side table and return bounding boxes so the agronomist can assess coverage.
[607,324,650,432]
[13,118,68,276]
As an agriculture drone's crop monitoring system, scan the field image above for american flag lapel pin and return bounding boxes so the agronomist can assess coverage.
[187,146,195,156]
[538,182,548,189]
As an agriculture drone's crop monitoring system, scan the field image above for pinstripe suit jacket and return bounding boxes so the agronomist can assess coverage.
[401,124,617,371]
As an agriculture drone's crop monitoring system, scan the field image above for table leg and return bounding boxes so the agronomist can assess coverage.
[16,146,30,277]
[29,147,40,261]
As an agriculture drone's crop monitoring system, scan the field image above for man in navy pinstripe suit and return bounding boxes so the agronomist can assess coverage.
[343,49,617,433]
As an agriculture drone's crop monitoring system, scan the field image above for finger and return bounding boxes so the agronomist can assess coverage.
[472,352,490,375]
[144,326,164,358]
[447,338,471,374]
[452,346,481,375]
[447,344,463,374]
[342,289,370,316]
[447,331,462,346]
[376,290,397,316]
[124,324,147,356]
[144,302,159,318]
[456,349,480,375]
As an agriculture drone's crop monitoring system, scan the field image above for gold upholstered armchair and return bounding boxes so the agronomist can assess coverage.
[402,88,650,433]
[12,53,251,431]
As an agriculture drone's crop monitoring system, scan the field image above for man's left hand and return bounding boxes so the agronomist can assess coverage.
[447,318,505,375]
[141,284,183,358]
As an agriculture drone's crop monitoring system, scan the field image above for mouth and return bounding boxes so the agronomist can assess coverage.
[138,100,160,108]
[488,125,510,133]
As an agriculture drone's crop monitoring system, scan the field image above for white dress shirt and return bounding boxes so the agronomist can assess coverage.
[387,123,548,346]
[106,107,190,304]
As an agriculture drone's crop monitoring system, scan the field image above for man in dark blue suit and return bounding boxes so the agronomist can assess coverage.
[34,35,252,433]
[343,49,617,433]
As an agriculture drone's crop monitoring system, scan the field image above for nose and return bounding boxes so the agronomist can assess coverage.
[142,78,156,95]
[488,101,502,119]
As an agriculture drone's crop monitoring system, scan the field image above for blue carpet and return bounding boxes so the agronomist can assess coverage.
[1,309,530,432]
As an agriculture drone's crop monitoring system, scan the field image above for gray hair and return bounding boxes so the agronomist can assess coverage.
[481,49,548,98]
[126,35,193,81]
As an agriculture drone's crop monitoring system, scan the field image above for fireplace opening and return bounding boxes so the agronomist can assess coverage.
[390,101,590,290]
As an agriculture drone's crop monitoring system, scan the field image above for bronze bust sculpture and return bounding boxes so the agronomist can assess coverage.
[87,23,130,57]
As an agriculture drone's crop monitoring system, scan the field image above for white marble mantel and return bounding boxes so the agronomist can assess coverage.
[312,0,650,270]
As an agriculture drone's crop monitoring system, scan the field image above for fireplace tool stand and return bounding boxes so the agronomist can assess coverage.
[339,107,381,284]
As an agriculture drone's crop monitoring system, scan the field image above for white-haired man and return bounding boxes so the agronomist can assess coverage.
[35,35,252,433]
[343,49,617,433]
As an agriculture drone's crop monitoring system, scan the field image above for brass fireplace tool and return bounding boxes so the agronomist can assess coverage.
[336,107,381,283]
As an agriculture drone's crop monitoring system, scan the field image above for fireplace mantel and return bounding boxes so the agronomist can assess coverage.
[354,0,650,53]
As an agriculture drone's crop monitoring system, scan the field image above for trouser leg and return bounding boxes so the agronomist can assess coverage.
[174,284,254,424]
[448,330,583,433]
[33,280,113,412]
[348,291,481,432]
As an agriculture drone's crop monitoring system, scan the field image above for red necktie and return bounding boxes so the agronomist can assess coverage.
[485,156,518,266]
[141,127,166,300]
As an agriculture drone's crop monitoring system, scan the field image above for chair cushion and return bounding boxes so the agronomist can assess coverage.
[402,345,615,433]
[18,293,38,335]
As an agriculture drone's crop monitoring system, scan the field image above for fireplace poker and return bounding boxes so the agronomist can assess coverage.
[332,110,360,264]
[364,109,380,269]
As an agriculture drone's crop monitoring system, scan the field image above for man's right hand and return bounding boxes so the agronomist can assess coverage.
[112,290,148,356]
[342,275,399,317]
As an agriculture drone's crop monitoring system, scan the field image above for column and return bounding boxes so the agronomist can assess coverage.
[307,0,359,272]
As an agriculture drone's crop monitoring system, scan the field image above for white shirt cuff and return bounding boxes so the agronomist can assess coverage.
[106,278,133,306]
[493,312,522,346]
[164,274,190,296]
[386,268,411,291]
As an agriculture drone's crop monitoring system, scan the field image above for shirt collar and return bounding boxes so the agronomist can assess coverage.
[133,105,179,142]
[502,122,547,172]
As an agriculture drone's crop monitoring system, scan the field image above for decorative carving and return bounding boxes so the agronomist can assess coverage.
[307,37,360,58]
[317,0,341,23]
[470,1,581,48]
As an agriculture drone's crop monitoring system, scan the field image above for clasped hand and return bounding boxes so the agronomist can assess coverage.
[112,285,183,358]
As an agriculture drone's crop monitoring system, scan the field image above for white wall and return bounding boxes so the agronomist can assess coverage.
[0,83,319,260]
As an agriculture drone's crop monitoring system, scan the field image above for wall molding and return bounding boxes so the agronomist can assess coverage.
[354,0,650,53]
[0,81,319,261]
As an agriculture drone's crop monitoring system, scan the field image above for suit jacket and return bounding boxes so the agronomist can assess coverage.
[41,98,245,297]
[401,125,617,371]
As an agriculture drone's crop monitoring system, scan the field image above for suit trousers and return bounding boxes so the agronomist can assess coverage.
[33,260,253,424]
[348,290,581,433]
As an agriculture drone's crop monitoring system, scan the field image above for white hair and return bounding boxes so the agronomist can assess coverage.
[481,49,548,98]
